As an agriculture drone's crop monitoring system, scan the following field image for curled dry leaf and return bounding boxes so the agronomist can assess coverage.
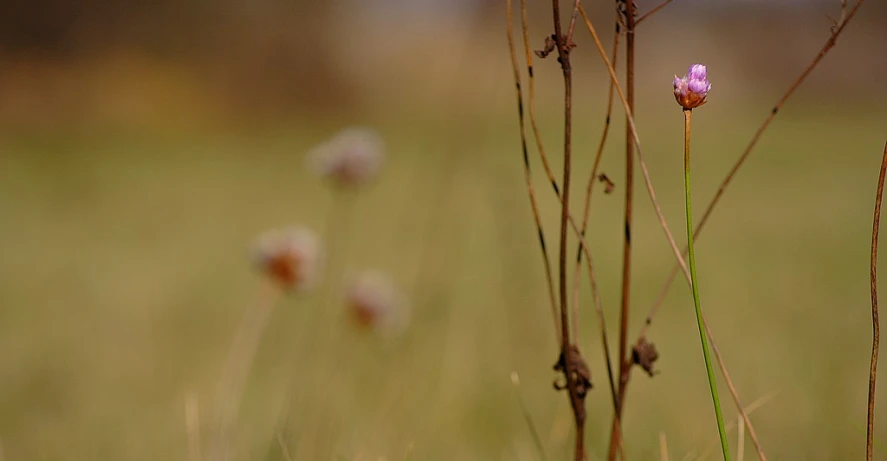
[598,173,616,195]
[553,345,593,398]
[632,337,660,377]
[535,35,556,58]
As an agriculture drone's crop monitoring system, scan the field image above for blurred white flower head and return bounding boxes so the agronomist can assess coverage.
[307,127,385,187]
[253,226,323,291]
[345,270,408,333]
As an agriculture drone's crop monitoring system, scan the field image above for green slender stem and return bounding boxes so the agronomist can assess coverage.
[683,108,730,460]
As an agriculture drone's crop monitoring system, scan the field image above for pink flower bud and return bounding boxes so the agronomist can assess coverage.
[673,64,711,110]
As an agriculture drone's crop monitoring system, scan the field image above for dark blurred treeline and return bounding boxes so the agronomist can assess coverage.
[0,0,881,127]
[0,1,358,114]
[0,0,497,119]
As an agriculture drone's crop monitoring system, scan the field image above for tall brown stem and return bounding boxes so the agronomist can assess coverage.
[867,140,887,461]
[551,1,588,459]
[611,0,635,459]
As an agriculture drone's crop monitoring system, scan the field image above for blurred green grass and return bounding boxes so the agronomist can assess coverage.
[0,99,885,461]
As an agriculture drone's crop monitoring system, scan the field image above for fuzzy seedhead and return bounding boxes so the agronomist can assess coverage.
[345,270,409,334]
[632,337,660,377]
[553,345,593,398]
[253,226,323,291]
[307,127,385,188]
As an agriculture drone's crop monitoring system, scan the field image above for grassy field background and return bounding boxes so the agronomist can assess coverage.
[0,2,886,460]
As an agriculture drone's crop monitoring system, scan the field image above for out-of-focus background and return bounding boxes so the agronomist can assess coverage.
[0,0,885,459]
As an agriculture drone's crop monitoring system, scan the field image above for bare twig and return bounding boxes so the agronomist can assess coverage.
[552,0,573,350]
[550,1,590,459]
[867,140,887,461]
[507,0,560,343]
[521,0,562,200]
[640,0,867,339]
[616,0,637,434]
[636,0,674,25]
[567,0,583,44]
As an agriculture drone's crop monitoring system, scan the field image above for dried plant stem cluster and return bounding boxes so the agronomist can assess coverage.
[507,1,590,458]
[507,0,867,460]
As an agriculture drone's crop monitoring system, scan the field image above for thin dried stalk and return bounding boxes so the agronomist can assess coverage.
[570,13,621,417]
[524,4,619,431]
[507,0,560,343]
[521,0,562,199]
[510,3,594,458]
[636,0,673,25]
[616,0,637,436]
[549,0,590,458]
[705,320,765,460]
[518,0,618,366]
[867,140,887,461]
[511,372,549,461]
[696,392,776,461]
[209,281,280,461]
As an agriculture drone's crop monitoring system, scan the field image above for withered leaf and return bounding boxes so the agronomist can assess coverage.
[535,35,556,58]
[632,337,660,377]
[598,173,615,195]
